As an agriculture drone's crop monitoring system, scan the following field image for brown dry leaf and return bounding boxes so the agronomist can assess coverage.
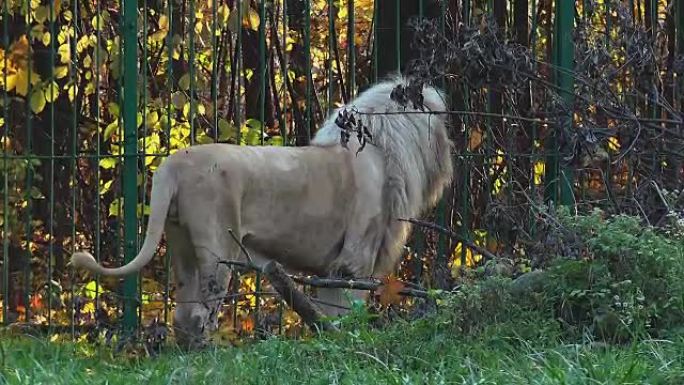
[377,275,405,306]
[468,128,484,151]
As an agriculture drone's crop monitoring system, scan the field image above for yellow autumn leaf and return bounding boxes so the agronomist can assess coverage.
[533,161,545,185]
[218,4,230,26]
[5,74,17,92]
[57,43,70,64]
[9,35,31,66]
[41,31,51,47]
[44,81,59,102]
[159,14,169,30]
[607,136,620,152]
[67,84,77,102]
[30,89,46,114]
[14,68,30,96]
[246,8,260,31]
[54,65,68,79]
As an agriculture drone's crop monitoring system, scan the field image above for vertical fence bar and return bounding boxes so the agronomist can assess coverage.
[139,0,150,325]
[259,0,267,144]
[48,0,57,331]
[305,0,312,140]
[1,0,9,326]
[254,0,268,329]
[435,0,449,268]
[122,0,140,332]
[528,0,539,237]
[23,0,34,323]
[69,0,79,338]
[372,1,378,82]
[237,0,243,143]
[545,0,575,206]
[211,0,219,139]
[163,0,174,325]
[327,0,334,114]
[395,0,400,72]
[95,0,102,312]
[189,0,196,145]
[460,0,471,268]
[679,0,684,99]
[347,0,355,98]
[280,0,289,144]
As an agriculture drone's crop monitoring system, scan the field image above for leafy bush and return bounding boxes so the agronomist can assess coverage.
[442,210,684,343]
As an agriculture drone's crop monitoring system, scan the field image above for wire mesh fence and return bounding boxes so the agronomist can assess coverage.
[1,0,683,343]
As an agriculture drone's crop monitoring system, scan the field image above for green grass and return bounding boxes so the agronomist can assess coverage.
[3,317,684,385]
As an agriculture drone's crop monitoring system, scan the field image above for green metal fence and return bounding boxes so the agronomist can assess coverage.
[1,0,683,339]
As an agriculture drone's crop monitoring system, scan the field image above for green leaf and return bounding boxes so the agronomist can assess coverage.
[196,133,214,145]
[269,135,284,146]
[103,121,119,140]
[99,179,113,195]
[108,198,121,217]
[178,73,191,91]
[218,118,236,141]
[30,89,46,114]
[171,91,187,109]
[107,102,120,118]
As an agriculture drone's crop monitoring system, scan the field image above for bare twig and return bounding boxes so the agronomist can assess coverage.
[227,229,254,265]
[398,218,500,262]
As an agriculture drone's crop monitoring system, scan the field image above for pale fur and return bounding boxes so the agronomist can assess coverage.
[70,75,453,348]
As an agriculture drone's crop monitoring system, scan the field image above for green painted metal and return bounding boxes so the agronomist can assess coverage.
[460,0,472,269]
[122,0,140,332]
[280,0,289,144]
[1,0,9,326]
[69,0,80,337]
[305,0,312,141]
[348,0,356,97]
[95,0,102,313]
[679,0,684,55]
[395,0,401,72]
[435,0,449,271]
[545,0,575,206]
[236,0,243,142]
[679,0,684,109]
[23,0,34,323]
[328,0,334,113]
[259,0,267,145]
[48,0,56,330]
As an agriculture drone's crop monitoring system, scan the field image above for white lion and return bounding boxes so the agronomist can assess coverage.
[71,75,453,348]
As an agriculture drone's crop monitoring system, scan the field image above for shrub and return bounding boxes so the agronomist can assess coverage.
[442,210,684,343]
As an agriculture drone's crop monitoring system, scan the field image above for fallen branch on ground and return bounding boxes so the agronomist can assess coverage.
[290,276,431,298]
[262,261,338,332]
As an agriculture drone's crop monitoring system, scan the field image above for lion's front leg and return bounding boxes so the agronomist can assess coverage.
[315,245,375,317]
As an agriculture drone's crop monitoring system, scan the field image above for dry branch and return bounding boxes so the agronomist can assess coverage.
[399,218,500,261]
[262,261,337,332]
[291,276,430,298]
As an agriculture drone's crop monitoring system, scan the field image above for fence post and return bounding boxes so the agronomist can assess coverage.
[545,0,575,206]
[122,0,139,332]
[679,1,684,67]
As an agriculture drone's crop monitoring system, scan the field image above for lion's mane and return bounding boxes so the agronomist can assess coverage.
[312,75,454,275]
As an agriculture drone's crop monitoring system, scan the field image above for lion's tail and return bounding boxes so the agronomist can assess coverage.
[70,164,176,277]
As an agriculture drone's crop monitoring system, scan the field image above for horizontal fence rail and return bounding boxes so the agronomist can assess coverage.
[1,0,683,341]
